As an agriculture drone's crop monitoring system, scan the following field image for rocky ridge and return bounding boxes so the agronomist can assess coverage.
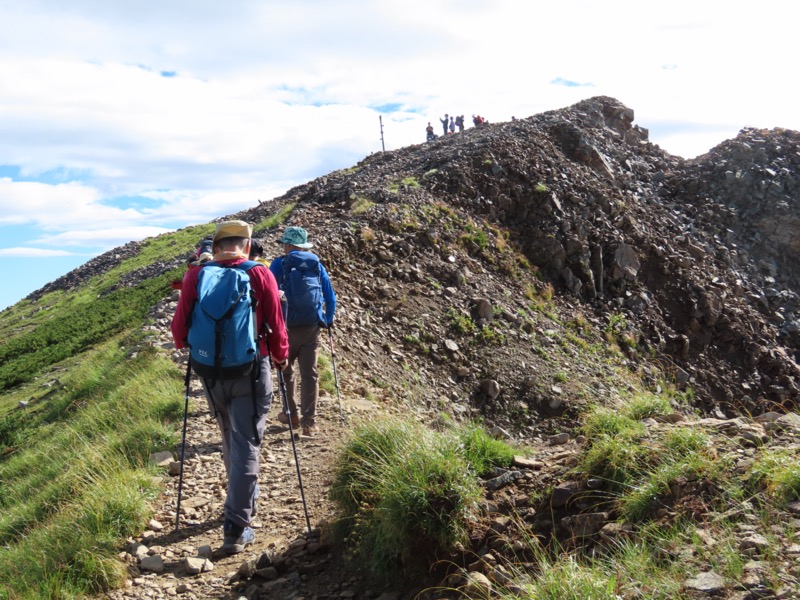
[37,97,800,419]
[61,95,800,597]
[234,96,800,419]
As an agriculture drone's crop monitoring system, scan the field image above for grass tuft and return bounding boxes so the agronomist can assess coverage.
[330,418,515,582]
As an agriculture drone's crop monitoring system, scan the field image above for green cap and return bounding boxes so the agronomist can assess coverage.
[278,226,313,249]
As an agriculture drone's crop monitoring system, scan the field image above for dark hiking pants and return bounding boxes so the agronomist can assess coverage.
[202,356,273,528]
[284,324,321,427]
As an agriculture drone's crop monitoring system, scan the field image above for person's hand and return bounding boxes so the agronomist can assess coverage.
[272,357,288,371]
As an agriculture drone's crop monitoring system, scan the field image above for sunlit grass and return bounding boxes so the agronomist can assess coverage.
[0,341,183,598]
[330,418,515,582]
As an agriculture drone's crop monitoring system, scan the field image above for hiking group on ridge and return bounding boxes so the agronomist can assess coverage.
[170,220,337,554]
[426,113,487,142]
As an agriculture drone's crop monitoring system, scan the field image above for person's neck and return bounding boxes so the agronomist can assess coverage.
[214,250,247,261]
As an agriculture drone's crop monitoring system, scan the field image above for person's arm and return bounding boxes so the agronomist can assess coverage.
[252,266,289,363]
[170,269,199,349]
[319,264,337,326]
[268,256,283,287]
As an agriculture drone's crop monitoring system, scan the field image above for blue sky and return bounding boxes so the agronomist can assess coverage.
[0,0,796,310]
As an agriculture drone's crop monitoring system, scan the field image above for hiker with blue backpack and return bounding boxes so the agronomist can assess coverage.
[269,226,337,437]
[171,220,289,554]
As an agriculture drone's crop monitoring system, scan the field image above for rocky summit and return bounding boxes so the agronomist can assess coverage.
[248,96,800,420]
[41,96,800,420]
[29,95,800,598]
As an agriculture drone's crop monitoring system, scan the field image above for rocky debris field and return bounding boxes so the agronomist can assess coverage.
[47,97,800,420]
[101,293,800,600]
[104,296,583,600]
[233,96,800,423]
[66,95,800,598]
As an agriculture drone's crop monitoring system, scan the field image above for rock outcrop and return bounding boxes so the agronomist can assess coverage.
[35,96,800,419]
[77,95,800,599]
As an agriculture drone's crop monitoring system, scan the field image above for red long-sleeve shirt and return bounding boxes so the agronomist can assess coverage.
[171,258,289,363]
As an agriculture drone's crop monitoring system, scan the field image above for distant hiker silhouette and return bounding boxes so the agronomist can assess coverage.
[455,115,465,132]
[425,122,436,142]
[440,114,449,136]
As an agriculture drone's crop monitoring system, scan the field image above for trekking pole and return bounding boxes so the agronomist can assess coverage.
[327,326,345,424]
[276,366,313,537]
[175,362,192,531]
[264,329,313,537]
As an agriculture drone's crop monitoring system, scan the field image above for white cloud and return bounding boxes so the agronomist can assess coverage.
[0,247,76,257]
[0,0,797,309]
[0,178,141,230]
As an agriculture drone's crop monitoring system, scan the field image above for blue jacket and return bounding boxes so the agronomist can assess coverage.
[270,251,337,327]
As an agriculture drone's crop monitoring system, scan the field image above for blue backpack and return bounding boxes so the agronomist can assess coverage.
[281,251,323,327]
[188,261,261,379]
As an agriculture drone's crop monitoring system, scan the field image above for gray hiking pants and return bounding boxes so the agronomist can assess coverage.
[284,324,320,427]
[201,356,273,529]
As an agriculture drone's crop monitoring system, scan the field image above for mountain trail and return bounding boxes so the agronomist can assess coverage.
[99,291,569,600]
[98,296,387,600]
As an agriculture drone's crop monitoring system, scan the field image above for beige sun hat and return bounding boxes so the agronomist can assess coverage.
[213,220,252,244]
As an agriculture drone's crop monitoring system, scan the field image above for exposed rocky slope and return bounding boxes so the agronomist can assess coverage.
[42,95,800,598]
[38,97,800,420]
[233,96,800,420]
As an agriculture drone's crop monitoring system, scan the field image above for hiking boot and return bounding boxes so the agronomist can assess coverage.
[302,425,317,437]
[221,521,255,554]
[277,412,300,428]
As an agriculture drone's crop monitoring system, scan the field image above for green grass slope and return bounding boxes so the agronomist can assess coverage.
[0,208,293,599]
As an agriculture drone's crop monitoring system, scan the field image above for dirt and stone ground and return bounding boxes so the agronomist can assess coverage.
[70,95,800,598]
[102,299,582,600]
[99,291,800,600]
[102,296,390,600]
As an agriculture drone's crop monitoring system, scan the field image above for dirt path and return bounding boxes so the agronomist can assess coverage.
[100,299,387,600]
[100,271,569,600]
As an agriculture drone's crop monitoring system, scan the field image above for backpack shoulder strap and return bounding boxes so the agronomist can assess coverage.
[214,260,261,273]
[235,260,261,273]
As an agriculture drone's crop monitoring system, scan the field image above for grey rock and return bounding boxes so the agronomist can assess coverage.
[460,571,492,598]
[149,451,174,466]
[611,243,640,280]
[471,298,494,321]
[184,556,208,575]
[479,379,501,399]
[139,554,165,573]
[685,571,727,594]
[551,481,582,508]
[561,512,609,537]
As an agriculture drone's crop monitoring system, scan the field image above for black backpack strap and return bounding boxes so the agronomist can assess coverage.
[251,368,261,445]
[232,260,264,443]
